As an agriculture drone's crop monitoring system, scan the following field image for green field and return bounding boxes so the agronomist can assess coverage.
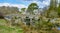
[0,19,23,33]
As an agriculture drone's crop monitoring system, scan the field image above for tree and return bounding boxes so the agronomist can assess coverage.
[49,0,57,10]
[27,3,39,14]
[0,12,4,19]
[44,0,58,18]
[57,3,60,17]
[20,8,26,14]
[21,8,26,11]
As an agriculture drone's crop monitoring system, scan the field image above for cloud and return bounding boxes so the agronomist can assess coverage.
[43,0,50,5]
[26,0,50,8]
[0,3,27,8]
[0,0,50,8]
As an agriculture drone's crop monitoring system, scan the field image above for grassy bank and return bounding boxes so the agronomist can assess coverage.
[0,19,23,33]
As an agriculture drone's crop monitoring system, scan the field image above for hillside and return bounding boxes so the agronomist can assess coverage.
[0,6,19,15]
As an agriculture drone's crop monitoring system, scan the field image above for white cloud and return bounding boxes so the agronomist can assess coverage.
[0,3,27,8]
[43,1,49,5]
[27,0,50,8]
[0,0,50,8]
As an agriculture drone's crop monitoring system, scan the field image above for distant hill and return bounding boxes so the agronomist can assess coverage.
[0,6,19,15]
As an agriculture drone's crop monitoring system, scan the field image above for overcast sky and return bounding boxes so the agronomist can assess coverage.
[0,0,50,8]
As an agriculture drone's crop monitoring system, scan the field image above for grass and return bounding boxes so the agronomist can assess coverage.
[0,19,23,33]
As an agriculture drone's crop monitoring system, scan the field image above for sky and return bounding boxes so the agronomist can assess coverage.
[0,0,50,8]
